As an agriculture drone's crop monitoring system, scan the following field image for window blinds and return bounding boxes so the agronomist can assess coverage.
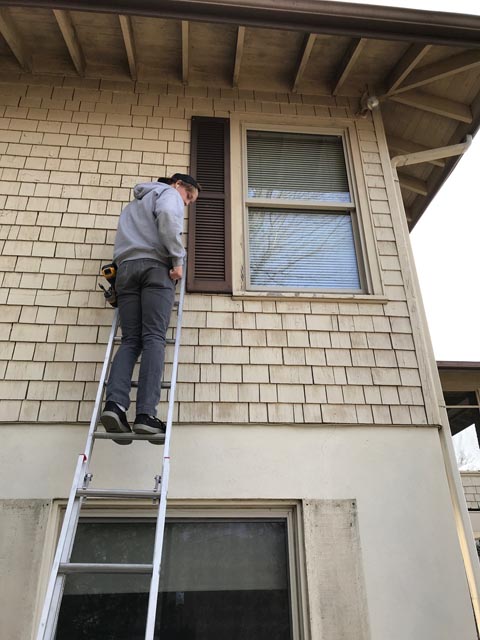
[248,209,361,289]
[247,131,350,202]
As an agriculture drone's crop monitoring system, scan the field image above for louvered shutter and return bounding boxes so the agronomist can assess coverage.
[187,117,231,293]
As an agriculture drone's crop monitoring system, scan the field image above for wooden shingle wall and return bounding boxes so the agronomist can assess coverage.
[462,473,480,510]
[0,77,427,426]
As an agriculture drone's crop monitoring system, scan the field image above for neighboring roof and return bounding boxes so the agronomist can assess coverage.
[438,362,480,394]
[1,0,480,228]
[438,362,480,370]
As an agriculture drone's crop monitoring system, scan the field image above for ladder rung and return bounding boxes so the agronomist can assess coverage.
[58,563,153,575]
[103,380,171,389]
[93,432,165,443]
[76,488,160,499]
[113,337,175,344]
[131,380,171,389]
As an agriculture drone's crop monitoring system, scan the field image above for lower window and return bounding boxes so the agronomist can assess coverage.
[248,208,360,289]
[56,518,293,640]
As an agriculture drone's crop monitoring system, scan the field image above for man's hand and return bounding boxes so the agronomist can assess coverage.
[169,266,183,281]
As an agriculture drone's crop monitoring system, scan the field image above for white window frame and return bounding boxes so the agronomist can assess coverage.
[35,500,310,640]
[230,115,384,302]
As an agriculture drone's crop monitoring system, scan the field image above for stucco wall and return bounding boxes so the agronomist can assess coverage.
[0,423,476,640]
[0,499,51,640]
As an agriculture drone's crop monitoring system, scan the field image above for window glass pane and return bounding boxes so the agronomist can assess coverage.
[453,424,480,471]
[247,130,350,202]
[56,520,292,640]
[444,390,480,436]
[248,208,361,290]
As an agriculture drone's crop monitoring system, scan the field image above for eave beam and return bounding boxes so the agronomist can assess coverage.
[332,37,366,96]
[2,1,480,48]
[387,135,445,167]
[181,20,189,85]
[119,14,137,81]
[0,8,30,71]
[398,172,428,196]
[53,9,85,76]
[392,135,472,168]
[390,90,472,123]
[233,25,245,88]
[292,33,316,93]
[391,50,480,95]
[383,43,431,95]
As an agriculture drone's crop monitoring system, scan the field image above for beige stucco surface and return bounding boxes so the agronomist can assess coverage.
[0,499,51,640]
[0,423,476,640]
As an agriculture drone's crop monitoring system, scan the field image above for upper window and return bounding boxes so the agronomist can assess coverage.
[245,129,362,292]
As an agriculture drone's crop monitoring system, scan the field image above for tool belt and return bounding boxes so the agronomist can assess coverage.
[99,262,118,307]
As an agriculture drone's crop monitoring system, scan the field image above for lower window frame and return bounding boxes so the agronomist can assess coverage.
[37,501,309,640]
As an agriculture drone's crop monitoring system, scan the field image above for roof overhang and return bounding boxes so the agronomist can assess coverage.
[3,0,480,47]
[1,0,480,228]
[438,362,480,392]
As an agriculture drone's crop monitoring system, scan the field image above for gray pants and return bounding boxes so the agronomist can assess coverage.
[106,258,175,416]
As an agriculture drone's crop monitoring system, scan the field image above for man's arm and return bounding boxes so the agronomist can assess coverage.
[154,190,185,269]
[169,265,183,281]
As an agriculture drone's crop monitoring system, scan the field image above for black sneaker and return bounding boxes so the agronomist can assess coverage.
[100,401,132,445]
[133,414,166,444]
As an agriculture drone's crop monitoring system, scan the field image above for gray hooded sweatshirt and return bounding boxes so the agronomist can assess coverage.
[113,182,185,268]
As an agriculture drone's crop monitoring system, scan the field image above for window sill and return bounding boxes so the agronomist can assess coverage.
[232,290,388,304]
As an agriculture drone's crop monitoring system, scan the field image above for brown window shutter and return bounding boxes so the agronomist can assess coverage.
[187,116,232,293]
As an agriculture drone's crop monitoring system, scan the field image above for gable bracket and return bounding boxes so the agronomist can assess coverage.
[391,49,480,95]
[119,14,137,81]
[0,7,30,71]
[53,9,85,76]
[382,43,431,96]
[233,25,245,88]
[292,33,316,93]
[389,90,473,123]
[332,37,367,96]
[182,20,189,85]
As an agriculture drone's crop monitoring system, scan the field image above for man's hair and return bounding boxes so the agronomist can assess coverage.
[157,173,201,192]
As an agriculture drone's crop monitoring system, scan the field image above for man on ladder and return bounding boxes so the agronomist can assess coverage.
[101,173,200,443]
[36,173,199,640]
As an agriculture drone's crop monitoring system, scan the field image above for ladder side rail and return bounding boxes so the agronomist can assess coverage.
[37,309,119,640]
[144,262,187,640]
[43,495,84,640]
[164,261,186,460]
[36,455,86,640]
[83,308,120,459]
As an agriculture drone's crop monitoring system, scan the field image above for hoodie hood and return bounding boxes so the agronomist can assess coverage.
[113,181,186,268]
[133,181,171,200]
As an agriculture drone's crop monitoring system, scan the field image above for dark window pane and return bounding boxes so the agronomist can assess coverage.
[56,520,292,640]
[444,391,478,407]
[444,391,480,435]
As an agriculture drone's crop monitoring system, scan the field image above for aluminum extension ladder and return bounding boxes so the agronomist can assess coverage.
[36,268,186,640]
